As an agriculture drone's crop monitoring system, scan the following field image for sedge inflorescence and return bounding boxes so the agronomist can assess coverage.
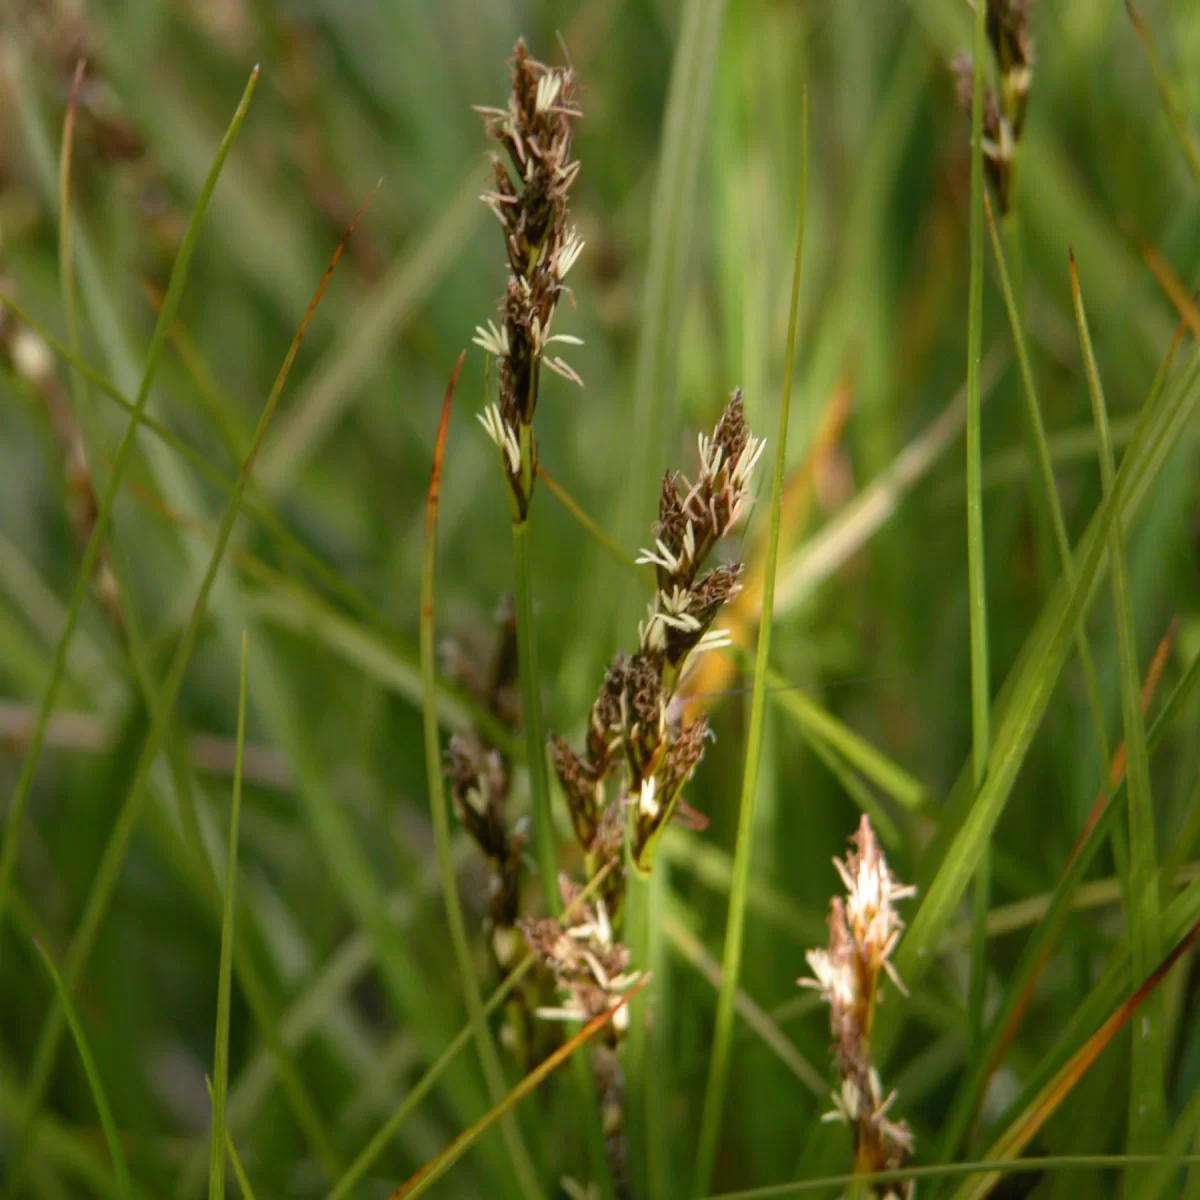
[801,816,917,1198]
[474,40,584,520]
[953,0,1034,215]
[551,391,764,908]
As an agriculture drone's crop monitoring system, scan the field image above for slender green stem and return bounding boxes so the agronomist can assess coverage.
[511,517,559,912]
[421,359,544,1200]
[963,0,992,1078]
[692,90,807,1199]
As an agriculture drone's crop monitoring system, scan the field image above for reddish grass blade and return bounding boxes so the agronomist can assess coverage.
[1135,236,1200,340]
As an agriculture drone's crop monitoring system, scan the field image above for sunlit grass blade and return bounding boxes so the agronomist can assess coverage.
[1125,0,1200,185]
[692,89,806,1198]
[944,918,1200,1200]
[419,351,544,1199]
[31,938,132,1199]
[0,66,259,938]
[14,170,374,1173]
[324,860,615,1200]
[208,633,248,1200]
[386,978,646,1200]
[1070,251,1164,1168]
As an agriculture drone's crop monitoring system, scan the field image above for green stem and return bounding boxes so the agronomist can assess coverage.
[510,516,613,1196]
[511,517,558,913]
[963,0,992,1095]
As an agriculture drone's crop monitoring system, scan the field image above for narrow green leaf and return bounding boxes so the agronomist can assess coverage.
[32,939,132,1199]
[511,516,559,913]
[693,90,807,1198]
[209,633,248,1200]
[0,66,259,938]
[420,354,545,1200]
[1070,254,1164,1165]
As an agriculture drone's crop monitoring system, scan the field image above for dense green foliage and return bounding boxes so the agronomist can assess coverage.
[1,1,1199,1197]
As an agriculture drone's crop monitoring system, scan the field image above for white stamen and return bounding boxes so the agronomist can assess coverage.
[477,404,521,475]
[472,320,509,358]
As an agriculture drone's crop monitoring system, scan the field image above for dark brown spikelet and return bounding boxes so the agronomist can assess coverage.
[952,1,1035,216]
[476,40,584,518]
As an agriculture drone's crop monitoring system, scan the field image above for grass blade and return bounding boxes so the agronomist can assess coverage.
[511,514,559,913]
[420,352,545,1199]
[0,66,259,938]
[31,939,132,1199]
[963,0,992,1069]
[387,979,645,1200]
[208,633,248,1200]
[1069,252,1164,1169]
[692,89,807,1198]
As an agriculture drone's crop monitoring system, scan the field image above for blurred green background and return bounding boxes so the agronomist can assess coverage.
[2,0,1200,1196]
